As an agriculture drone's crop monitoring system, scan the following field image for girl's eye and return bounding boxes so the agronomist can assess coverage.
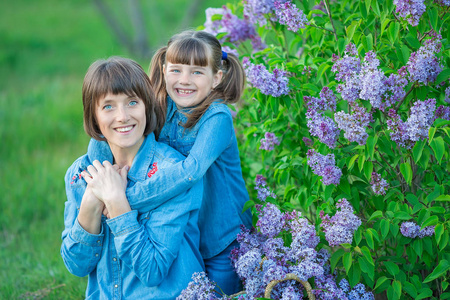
[170,69,180,73]
[193,71,203,75]
[129,100,138,106]
[103,104,113,110]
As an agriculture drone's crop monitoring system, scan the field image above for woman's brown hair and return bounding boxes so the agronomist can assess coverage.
[82,56,165,140]
[149,30,246,129]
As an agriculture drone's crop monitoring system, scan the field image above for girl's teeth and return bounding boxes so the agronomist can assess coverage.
[116,126,133,132]
[178,89,193,94]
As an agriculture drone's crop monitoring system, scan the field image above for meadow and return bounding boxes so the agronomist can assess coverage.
[0,0,224,298]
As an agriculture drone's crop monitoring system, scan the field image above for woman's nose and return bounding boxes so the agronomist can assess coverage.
[116,106,130,122]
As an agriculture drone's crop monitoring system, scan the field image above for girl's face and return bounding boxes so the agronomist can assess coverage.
[95,93,146,156]
[163,61,223,108]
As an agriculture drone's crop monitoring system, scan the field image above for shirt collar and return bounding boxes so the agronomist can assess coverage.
[87,133,156,182]
[166,96,177,122]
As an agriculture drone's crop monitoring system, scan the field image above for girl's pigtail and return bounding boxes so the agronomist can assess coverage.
[148,47,168,138]
[215,53,246,104]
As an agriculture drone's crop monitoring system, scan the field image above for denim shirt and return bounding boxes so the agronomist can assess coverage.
[88,97,252,258]
[61,133,204,300]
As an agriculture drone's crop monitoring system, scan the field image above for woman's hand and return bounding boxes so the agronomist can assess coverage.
[77,186,105,234]
[81,160,131,218]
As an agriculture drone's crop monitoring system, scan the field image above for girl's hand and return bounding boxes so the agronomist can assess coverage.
[81,160,131,218]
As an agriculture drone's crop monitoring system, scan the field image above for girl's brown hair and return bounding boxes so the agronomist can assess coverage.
[149,30,246,129]
[82,56,165,140]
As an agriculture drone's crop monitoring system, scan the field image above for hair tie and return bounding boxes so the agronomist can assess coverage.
[221,50,228,60]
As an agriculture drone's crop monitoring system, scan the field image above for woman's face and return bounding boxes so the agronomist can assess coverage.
[163,61,222,108]
[95,93,146,155]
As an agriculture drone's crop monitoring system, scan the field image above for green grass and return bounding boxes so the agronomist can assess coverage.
[0,0,226,298]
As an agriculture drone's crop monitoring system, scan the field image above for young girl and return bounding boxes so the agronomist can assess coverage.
[61,57,204,299]
[89,30,252,294]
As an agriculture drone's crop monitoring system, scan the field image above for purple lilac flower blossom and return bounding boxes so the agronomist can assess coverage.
[380,67,408,111]
[370,172,389,195]
[307,149,342,185]
[304,87,337,112]
[436,105,450,120]
[332,44,361,103]
[243,57,290,97]
[176,272,216,300]
[407,33,443,85]
[359,51,388,108]
[260,132,280,151]
[347,283,375,300]
[274,1,308,32]
[386,109,414,149]
[401,221,435,238]
[393,0,426,26]
[435,0,450,6]
[335,103,372,145]
[235,248,262,279]
[405,98,436,141]
[256,203,285,238]
[445,86,450,103]
[306,110,340,148]
[203,6,265,51]
[313,274,349,299]
[302,137,313,146]
[320,198,362,247]
[255,174,276,201]
[243,0,289,26]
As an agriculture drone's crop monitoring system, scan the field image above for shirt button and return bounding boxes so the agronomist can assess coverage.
[188,177,192,181]
[95,254,99,257]
[113,257,117,261]
[97,240,101,244]
[114,284,118,288]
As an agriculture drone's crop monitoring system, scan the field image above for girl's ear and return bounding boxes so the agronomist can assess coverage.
[162,64,166,75]
[213,70,223,88]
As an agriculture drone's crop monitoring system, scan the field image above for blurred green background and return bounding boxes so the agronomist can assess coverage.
[0,0,225,298]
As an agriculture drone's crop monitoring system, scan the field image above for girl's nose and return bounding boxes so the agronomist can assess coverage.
[179,72,191,85]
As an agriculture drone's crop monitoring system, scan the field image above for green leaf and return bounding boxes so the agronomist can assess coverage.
[435,224,444,244]
[346,21,358,43]
[374,276,389,291]
[366,135,377,160]
[242,200,254,213]
[388,22,399,44]
[436,69,450,84]
[302,83,321,93]
[381,219,390,239]
[330,248,346,272]
[412,139,426,163]
[439,230,449,250]
[364,230,374,250]
[393,280,402,298]
[358,153,366,172]
[384,261,400,276]
[364,161,373,181]
[428,127,437,143]
[435,195,450,201]
[430,137,445,164]
[413,239,423,257]
[403,281,418,298]
[423,260,450,283]
[369,210,383,221]
[427,7,438,31]
[349,263,361,287]
[400,162,413,186]
[361,246,375,266]
[348,154,359,170]
[421,215,439,228]
[316,63,330,83]
[343,252,352,274]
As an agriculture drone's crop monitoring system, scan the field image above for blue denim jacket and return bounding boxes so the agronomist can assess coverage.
[89,97,252,258]
[61,133,204,300]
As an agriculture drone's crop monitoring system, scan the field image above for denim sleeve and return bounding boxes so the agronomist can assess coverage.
[127,112,232,211]
[60,168,104,277]
[108,181,202,287]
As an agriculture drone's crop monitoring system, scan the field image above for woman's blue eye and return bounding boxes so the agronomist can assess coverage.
[103,104,112,110]
[129,100,138,106]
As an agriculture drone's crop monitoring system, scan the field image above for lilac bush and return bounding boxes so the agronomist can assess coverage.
[189,0,450,298]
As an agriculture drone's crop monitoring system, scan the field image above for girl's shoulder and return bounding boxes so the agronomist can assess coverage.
[65,154,90,188]
[203,100,232,118]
